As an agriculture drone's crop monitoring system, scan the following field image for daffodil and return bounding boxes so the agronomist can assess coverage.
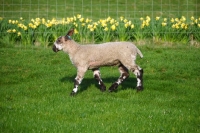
[181,23,186,29]
[175,24,179,29]
[110,19,115,24]
[172,24,176,29]
[171,18,175,23]
[42,18,46,24]
[86,18,91,23]
[73,22,78,27]
[195,19,198,24]
[141,23,145,29]
[77,14,81,19]
[111,25,116,31]
[163,18,167,22]
[131,24,134,29]
[17,32,21,36]
[74,29,79,34]
[31,19,35,22]
[73,16,77,21]
[104,27,108,31]
[123,19,128,23]
[180,16,186,22]
[145,22,149,26]
[101,21,107,27]
[87,24,93,29]
[46,23,52,28]
[90,28,94,32]
[175,18,179,22]
[124,23,129,28]
[146,16,151,21]
[120,16,124,21]
[12,29,16,33]
[106,17,111,22]
[162,22,167,27]
[81,23,86,27]
[12,20,16,24]
[79,18,84,22]
[23,26,27,30]
[7,29,12,33]
[156,17,160,21]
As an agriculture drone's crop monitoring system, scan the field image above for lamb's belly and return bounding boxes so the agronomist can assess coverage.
[88,59,121,69]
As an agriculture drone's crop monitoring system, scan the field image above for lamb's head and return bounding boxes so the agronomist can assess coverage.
[52,29,74,52]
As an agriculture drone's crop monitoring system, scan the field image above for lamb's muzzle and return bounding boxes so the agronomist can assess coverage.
[52,28,144,96]
[52,45,58,52]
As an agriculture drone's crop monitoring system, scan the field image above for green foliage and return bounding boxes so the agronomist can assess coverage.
[0,46,200,132]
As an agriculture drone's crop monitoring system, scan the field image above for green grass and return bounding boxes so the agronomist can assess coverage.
[0,44,200,132]
[0,0,200,132]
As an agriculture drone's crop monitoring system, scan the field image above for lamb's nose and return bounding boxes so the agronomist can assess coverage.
[52,45,58,52]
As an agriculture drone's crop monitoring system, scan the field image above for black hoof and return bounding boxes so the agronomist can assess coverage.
[70,91,76,96]
[137,86,143,92]
[100,85,106,92]
[109,83,118,92]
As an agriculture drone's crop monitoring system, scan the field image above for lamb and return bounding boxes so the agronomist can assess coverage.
[52,29,144,96]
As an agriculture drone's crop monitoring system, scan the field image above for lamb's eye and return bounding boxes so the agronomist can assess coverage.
[57,39,61,44]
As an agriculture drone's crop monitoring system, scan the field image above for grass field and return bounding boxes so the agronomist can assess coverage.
[0,0,200,132]
[0,44,200,132]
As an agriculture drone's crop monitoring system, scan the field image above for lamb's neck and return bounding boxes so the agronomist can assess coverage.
[63,40,80,55]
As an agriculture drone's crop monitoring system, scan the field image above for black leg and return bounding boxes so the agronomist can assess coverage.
[136,68,143,92]
[109,65,129,92]
[70,68,86,96]
[93,69,106,92]
[131,66,143,92]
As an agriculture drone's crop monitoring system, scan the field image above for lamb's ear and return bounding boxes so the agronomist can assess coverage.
[67,29,74,36]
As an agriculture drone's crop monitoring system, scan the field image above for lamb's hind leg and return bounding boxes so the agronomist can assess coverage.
[109,65,129,92]
[93,69,106,92]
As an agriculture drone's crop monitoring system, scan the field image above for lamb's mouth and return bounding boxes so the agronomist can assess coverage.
[52,45,59,52]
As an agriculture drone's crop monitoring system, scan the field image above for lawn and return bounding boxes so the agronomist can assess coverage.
[0,44,200,132]
[0,0,200,132]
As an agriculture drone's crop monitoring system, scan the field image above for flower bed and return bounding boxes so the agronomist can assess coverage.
[0,15,199,46]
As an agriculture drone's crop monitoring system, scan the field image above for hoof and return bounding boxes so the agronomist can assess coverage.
[100,85,106,92]
[137,86,143,92]
[70,91,76,96]
[109,83,118,92]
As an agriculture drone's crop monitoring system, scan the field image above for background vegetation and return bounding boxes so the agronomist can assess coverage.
[0,0,200,132]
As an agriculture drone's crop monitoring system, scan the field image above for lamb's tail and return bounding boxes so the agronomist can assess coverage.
[136,48,143,58]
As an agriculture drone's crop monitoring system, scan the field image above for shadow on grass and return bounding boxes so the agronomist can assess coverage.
[60,75,137,94]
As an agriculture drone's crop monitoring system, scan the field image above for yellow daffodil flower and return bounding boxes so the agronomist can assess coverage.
[156,17,160,21]
[111,25,116,31]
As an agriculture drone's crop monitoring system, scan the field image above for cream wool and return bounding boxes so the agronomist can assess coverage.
[53,29,144,96]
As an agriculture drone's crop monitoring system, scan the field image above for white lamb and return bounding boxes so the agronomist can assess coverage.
[53,29,144,96]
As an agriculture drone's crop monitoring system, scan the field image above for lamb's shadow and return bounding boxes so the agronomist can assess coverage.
[60,75,137,93]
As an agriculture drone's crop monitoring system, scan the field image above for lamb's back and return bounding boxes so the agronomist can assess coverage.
[72,42,138,68]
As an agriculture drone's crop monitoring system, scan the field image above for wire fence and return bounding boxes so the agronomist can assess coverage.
[1,0,199,20]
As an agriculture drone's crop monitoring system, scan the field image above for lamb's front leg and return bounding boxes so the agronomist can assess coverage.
[93,69,106,92]
[70,68,86,96]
